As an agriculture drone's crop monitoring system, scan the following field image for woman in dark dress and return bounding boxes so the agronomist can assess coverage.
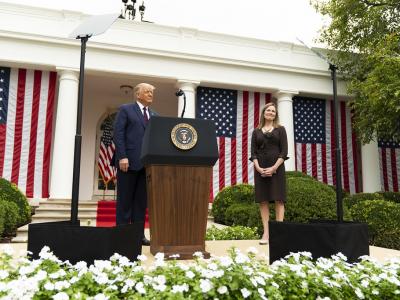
[250,102,288,245]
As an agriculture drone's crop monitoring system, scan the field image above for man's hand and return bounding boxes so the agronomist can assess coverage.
[119,158,129,172]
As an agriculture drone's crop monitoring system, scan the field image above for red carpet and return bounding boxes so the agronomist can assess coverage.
[96,200,149,228]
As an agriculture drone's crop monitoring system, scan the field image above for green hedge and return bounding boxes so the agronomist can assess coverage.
[0,178,31,236]
[211,184,254,223]
[379,191,400,204]
[212,172,351,235]
[0,203,4,237]
[205,225,258,240]
[0,201,19,236]
[350,200,400,250]
[344,192,383,208]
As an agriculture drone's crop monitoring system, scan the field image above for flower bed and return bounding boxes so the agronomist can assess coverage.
[0,246,400,299]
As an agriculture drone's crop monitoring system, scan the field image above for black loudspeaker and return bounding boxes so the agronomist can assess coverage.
[28,221,143,264]
[269,220,369,263]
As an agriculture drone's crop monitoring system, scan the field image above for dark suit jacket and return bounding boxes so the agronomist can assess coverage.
[113,102,157,171]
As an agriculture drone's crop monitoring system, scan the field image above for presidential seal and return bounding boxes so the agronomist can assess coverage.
[171,123,198,150]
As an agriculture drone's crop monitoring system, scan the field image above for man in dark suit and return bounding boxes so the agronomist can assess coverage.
[113,83,157,246]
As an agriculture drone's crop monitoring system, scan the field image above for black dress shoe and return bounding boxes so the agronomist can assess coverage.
[142,237,150,246]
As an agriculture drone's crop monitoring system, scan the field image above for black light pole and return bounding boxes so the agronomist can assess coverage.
[329,63,343,222]
[70,35,90,225]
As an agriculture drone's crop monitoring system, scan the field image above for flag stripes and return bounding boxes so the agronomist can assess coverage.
[0,66,56,198]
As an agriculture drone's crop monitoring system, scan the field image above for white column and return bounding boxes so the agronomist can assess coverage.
[361,140,381,192]
[176,80,200,118]
[49,69,79,200]
[275,90,298,171]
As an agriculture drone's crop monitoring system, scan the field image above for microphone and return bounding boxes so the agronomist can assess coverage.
[176,89,186,118]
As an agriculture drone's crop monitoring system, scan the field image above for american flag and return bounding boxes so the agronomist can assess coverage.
[98,116,116,184]
[196,86,271,200]
[378,139,399,192]
[0,66,56,198]
[293,97,360,193]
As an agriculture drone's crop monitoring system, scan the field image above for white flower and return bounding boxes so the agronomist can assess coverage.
[94,294,109,300]
[44,282,55,291]
[185,270,195,279]
[154,275,166,285]
[219,256,233,267]
[246,247,258,254]
[171,283,189,293]
[255,276,266,286]
[193,251,204,258]
[235,253,250,264]
[19,265,35,276]
[217,286,228,294]
[372,290,379,295]
[241,288,251,298]
[169,254,180,259]
[74,261,88,270]
[258,288,266,296]
[94,273,109,285]
[135,282,146,294]
[178,263,189,271]
[55,280,71,291]
[138,255,147,261]
[361,279,369,288]
[250,277,258,287]
[118,256,131,267]
[354,287,365,299]
[200,279,213,293]
[0,270,9,280]
[208,263,218,270]
[52,292,69,300]
[271,282,279,288]
[316,297,331,300]
[154,252,165,260]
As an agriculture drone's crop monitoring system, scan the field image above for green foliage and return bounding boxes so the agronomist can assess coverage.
[379,191,400,204]
[285,177,351,222]
[212,176,350,235]
[211,184,254,223]
[0,203,5,237]
[0,201,19,235]
[0,178,31,229]
[312,0,400,143]
[205,225,259,240]
[285,171,316,180]
[344,192,383,208]
[350,200,400,250]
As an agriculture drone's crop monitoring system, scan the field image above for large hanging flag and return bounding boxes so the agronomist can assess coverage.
[196,86,271,200]
[98,116,116,184]
[0,66,57,198]
[293,97,360,194]
[378,139,399,192]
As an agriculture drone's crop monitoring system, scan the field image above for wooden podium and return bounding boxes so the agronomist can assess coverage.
[140,116,218,259]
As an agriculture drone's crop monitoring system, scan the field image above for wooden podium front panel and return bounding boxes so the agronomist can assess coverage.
[146,165,211,258]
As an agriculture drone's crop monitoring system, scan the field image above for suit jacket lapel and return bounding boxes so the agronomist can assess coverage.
[133,102,146,128]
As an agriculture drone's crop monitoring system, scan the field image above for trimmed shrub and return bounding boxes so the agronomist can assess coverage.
[0,203,5,237]
[285,177,351,223]
[286,171,316,180]
[0,201,19,235]
[0,178,31,227]
[205,225,258,240]
[225,203,256,227]
[379,191,400,204]
[344,192,383,208]
[211,184,254,223]
[350,200,400,250]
